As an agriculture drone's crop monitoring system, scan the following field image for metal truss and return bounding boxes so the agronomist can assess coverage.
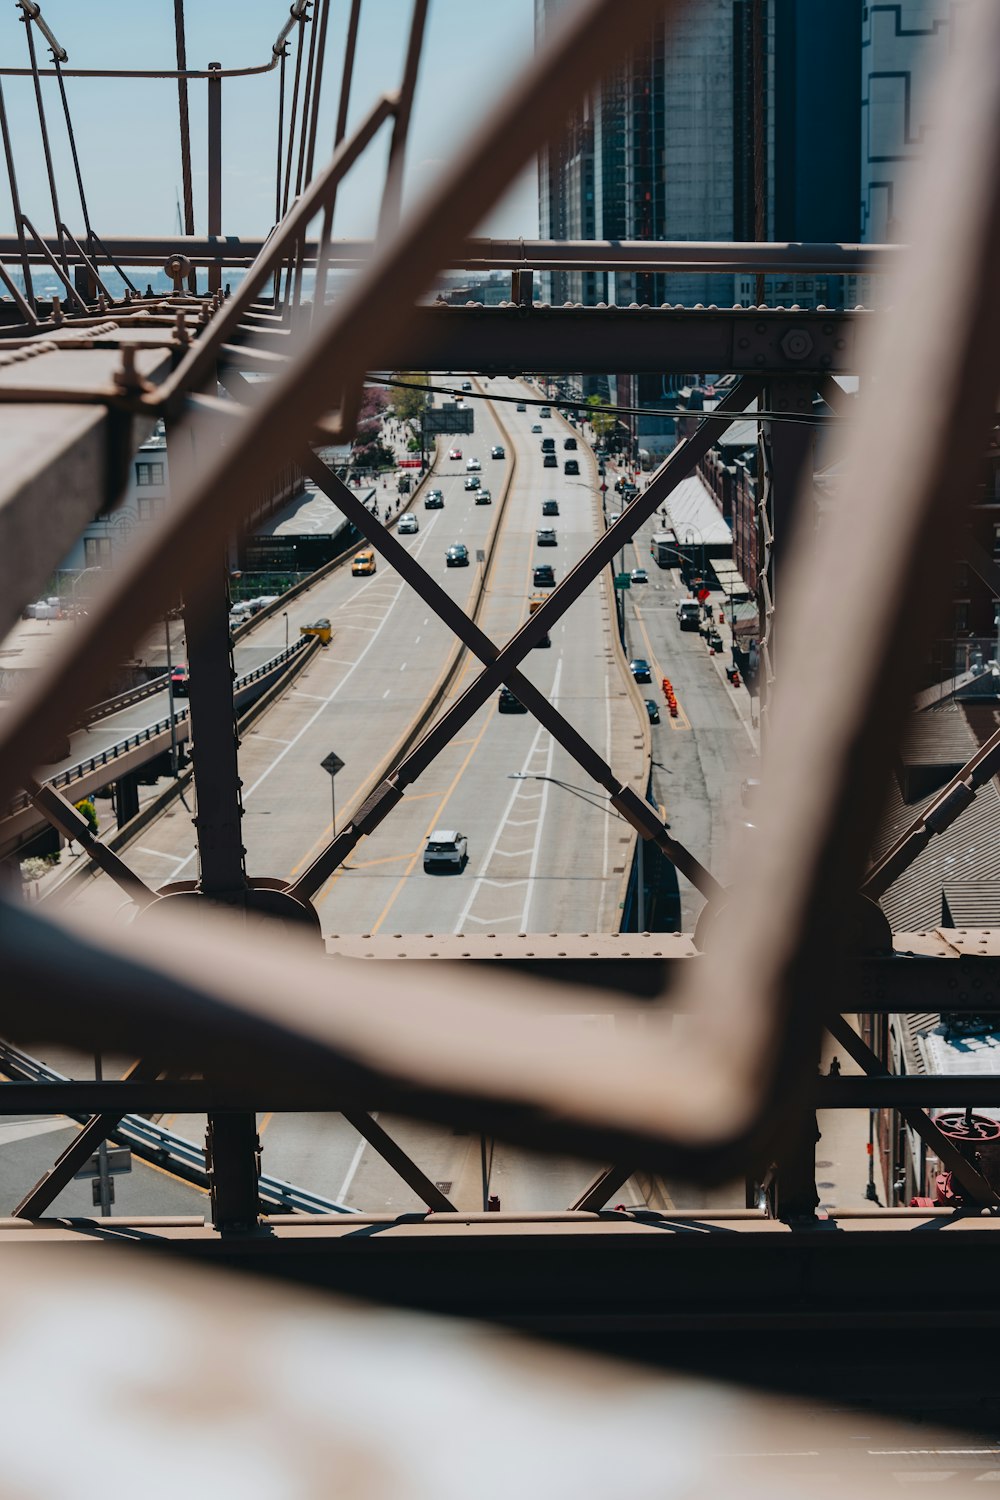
[0,0,999,1274]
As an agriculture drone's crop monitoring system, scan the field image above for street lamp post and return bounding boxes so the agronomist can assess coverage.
[283,610,289,651]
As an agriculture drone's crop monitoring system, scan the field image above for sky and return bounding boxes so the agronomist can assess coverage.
[0,0,539,244]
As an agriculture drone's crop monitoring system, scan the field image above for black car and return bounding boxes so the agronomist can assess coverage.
[424,488,444,509]
[629,658,651,683]
[644,699,660,725]
[170,663,190,697]
[498,685,528,713]
[542,499,559,516]
[533,564,556,587]
[563,437,577,450]
[490,444,505,459]
[564,459,579,475]
[461,380,473,391]
[446,544,470,567]
[543,454,558,468]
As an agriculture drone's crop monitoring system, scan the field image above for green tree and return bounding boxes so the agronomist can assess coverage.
[391,372,429,428]
[586,393,616,440]
[74,798,98,837]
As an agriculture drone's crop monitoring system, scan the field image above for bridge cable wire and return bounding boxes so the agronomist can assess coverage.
[21,9,68,277]
[291,0,326,306]
[52,59,91,241]
[173,0,197,293]
[0,76,34,303]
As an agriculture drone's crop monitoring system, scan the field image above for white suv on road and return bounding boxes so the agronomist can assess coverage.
[423,829,468,872]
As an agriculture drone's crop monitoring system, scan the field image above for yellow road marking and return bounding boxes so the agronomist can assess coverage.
[364,705,495,934]
[632,606,691,732]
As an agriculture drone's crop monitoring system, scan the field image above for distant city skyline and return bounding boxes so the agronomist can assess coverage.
[0,1,538,243]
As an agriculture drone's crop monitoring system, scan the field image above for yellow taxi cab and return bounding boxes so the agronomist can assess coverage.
[351,547,376,576]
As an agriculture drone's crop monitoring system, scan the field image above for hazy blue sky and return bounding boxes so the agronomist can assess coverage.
[0,0,539,242]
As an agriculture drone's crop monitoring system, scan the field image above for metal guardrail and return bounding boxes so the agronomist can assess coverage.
[0,1041,356,1217]
[80,671,172,728]
[5,638,309,818]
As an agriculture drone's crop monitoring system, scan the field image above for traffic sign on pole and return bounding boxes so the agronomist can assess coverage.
[614,573,632,590]
[320,752,344,837]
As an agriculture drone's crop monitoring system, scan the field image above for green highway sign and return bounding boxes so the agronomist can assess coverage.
[614,573,631,590]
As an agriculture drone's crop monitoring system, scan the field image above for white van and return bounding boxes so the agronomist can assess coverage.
[676,600,702,631]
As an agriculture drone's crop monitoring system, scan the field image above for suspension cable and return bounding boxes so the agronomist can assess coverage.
[173,0,196,293]
[293,0,320,202]
[20,8,67,276]
[281,11,307,219]
[53,59,91,239]
[303,0,332,187]
[275,47,287,225]
[0,76,33,304]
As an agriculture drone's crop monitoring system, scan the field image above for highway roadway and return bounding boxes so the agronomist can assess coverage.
[613,501,758,931]
[10,376,646,1218]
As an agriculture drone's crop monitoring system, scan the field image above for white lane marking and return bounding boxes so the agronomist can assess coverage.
[464,912,522,925]
[492,848,535,859]
[597,672,612,931]
[398,661,407,671]
[136,846,192,867]
[168,516,448,879]
[519,657,562,931]
[414,636,421,644]
[505,817,539,827]
[382,689,391,698]
[337,1114,377,1202]
[251,734,292,745]
[479,878,528,889]
[454,716,549,934]
[0,1118,73,1147]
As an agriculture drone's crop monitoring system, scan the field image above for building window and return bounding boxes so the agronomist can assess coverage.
[136,460,165,486]
[954,601,970,635]
[84,536,112,567]
[137,496,163,523]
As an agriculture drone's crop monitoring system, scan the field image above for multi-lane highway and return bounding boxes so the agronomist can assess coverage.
[57,377,642,937]
[11,376,643,1217]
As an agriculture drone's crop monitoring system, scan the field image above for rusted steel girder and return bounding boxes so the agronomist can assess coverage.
[276,383,760,902]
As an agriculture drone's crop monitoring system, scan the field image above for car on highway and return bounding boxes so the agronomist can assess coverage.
[542,499,559,516]
[564,459,579,475]
[536,527,557,545]
[490,444,505,459]
[630,567,648,584]
[629,658,651,683]
[466,457,481,471]
[531,423,542,433]
[607,510,621,525]
[533,564,556,587]
[539,406,551,418]
[498,685,528,713]
[541,437,555,453]
[448,446,463,460]
[170,663,190,696]
[563,437,578,450]
[352,547,376,576]
[423,829,468,873]
[461,380,473,391]
[645,699,660,724]
[464,474,481,491]
[543,454,558,468]
[516,402,527,412]
[446,543,470,567]
[424,488,444,509]
[475,487,492,504]
[398,513,419,534]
